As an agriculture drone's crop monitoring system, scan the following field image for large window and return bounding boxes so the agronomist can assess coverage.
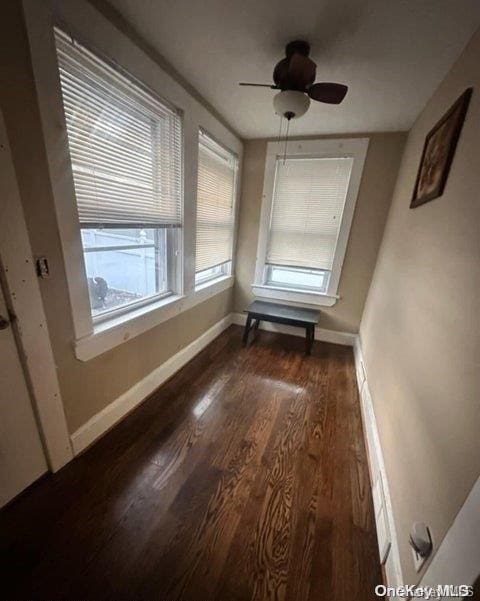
[254,139,368,305]
[195,130,237,286]
[55,29,182,320]
[266,156,353,293]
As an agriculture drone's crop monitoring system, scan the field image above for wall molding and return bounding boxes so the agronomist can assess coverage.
[420,473,480,594]
[251,284,338,307]
[0,111,73,472]
[231,312,357,346]
[353,336,404,590]
[71,314,232,455]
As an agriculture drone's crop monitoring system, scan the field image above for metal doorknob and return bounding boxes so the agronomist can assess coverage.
[0,315,10,330]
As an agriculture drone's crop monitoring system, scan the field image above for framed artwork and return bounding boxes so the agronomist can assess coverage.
[411,87,473,208]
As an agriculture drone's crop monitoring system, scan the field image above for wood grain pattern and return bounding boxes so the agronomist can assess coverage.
[0,326,382,600]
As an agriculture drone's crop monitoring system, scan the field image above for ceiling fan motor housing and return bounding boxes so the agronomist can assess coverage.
[285,40,310,58]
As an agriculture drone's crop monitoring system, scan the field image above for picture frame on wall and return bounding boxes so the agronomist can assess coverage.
[410,87,473,208]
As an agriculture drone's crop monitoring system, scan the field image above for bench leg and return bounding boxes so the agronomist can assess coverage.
[243,314,253,346]
[306,324,314,355]
[254,319,261,331]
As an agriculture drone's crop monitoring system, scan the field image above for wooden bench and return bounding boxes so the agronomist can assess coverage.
[242,301,320,355]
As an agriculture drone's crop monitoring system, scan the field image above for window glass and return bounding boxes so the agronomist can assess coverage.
[266,265,329,293]
[81,228,169,316]
[195,261,231,286]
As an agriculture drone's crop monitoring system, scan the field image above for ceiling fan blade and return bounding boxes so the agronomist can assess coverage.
[239,82,277,88]
[308,83,348,104]
[288,53,316,89]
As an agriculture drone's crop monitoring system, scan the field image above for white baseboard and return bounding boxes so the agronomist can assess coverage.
[353,337,404,590]
[420,474,480,594]
[71,314,233,455]
[231,312,356,347]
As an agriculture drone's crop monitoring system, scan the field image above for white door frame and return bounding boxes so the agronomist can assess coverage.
[0,110,73,472]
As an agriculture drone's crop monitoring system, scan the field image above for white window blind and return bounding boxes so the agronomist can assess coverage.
[195,131,237,273]
[54,29,183,228]
[266,156,353,270]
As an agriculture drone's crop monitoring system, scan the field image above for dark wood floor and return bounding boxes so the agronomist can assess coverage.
[0,325,382,601]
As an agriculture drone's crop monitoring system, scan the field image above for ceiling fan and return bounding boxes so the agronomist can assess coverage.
[239,40,348,120]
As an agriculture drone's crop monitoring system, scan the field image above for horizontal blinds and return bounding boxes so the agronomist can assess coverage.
[266,156,353,270]
[54,29,182,228]
[195,132,237,273]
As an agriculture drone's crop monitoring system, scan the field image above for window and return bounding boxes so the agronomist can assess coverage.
[254,139,368,306]
[81,228,170,316]
[195,263,230,286]
[195,130,237,286]
[265,265,329,292]
[54,29,182,320]
[266,156,353,291]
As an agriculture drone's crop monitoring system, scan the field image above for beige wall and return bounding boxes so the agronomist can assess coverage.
[234,133,406,333]
[360,28,480,583]
[0,0,234,433]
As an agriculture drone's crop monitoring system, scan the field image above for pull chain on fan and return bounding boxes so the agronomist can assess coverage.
[283,117,290,164]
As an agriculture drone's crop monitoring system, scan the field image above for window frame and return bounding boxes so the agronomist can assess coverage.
[253,138,369,307]
[195,260,232,288]
[54,29,185,326]
[194,129,238,289]
[82,227,180,325]
[264,264,330,294]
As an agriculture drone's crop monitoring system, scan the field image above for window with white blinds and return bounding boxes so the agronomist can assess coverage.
[54,28,183,320]
[54,29,182,229]
[195,131,237,274]
[266,157,353,271]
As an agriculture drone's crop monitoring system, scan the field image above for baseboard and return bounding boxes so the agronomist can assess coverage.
[231,312,356,347]
[70,314,233,455]
[353,336,404,590]
[420,473,480,592]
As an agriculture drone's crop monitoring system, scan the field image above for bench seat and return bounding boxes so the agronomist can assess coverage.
[242,300,320,354]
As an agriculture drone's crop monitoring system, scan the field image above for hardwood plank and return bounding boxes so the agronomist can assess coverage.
[0,326,382,600]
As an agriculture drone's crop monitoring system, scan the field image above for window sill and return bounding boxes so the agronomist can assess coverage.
[75,275,234,361]
[251,284,338,307]
[195,273,231,293]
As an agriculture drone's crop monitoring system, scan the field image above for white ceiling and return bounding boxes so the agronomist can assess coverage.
[107,0,480,139]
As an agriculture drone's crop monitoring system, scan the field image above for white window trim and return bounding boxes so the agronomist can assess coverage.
[195,128,239,286]
[195,260,232,289]
[75,275,233,361]
[253,137,369,307]
[22,0,242,361]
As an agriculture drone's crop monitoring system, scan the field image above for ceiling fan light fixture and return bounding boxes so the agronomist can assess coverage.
[273,90,310,120]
